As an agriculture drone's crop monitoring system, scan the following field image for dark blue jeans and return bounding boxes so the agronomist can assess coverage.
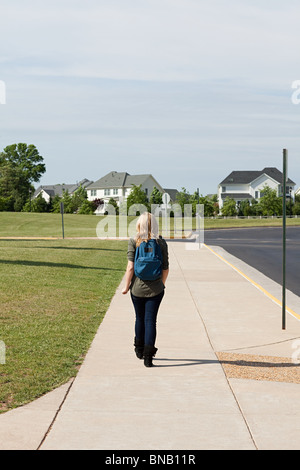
[131,291,164,347]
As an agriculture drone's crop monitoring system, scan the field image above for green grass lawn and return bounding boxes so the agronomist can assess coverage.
[0,212,100,238]
[0,238,127,413]
[203,216,300,230]
[0,212,299,239]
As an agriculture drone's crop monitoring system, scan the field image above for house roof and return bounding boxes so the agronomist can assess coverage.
[261,167,295,185]
[34,184,74,198]
[125,174,154,187]
[220,171,261,185]
[88,171,164,191]
[87,172,129,189]
[220,167,296,186]
[34,179,93,198]
[163,188,179,202]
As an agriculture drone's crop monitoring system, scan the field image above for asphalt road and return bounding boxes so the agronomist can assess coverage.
[204,226,300,298]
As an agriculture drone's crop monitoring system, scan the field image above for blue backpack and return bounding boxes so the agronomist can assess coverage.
[134,239,163,281]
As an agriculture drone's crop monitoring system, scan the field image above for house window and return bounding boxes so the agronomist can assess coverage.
[91,189,97,197]
[104,189,110,196]
[279,186,292,197]
[255,191,259,199]
[144,188,148,195]
[113,188,118,195]
[222,186,226,193]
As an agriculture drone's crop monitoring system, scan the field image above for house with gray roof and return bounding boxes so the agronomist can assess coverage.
[218,167,296,211]
[34,178,93,203]
[87,171,175,214]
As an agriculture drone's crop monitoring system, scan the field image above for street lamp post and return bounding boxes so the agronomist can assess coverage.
[282,149,288,330]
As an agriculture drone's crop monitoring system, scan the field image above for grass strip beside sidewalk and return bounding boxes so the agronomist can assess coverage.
[0,239,127,413]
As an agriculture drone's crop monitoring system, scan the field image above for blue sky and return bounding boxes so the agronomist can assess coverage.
[1,0,300,195]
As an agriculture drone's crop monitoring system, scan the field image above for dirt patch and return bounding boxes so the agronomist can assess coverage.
[217,352,300,384]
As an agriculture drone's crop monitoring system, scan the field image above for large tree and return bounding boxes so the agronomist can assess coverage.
[0,143,46,211]
[0,143,46,183]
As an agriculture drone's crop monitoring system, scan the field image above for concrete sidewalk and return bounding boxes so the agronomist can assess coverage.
[1,240,300,450]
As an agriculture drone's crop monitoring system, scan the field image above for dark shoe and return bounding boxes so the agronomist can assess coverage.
[134,337,144,359]
[143,345,158,367]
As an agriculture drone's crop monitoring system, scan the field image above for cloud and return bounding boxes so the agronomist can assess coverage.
[1,0,300,83]
[1,0,300,194]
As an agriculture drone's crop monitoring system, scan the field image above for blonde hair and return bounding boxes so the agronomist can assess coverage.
[135,212,159,247]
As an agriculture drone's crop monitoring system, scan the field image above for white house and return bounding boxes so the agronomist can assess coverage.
[218,167,296,210]
[86,171,172,214]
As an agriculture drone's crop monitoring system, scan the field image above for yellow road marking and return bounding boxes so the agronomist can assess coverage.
[204,243,300,322]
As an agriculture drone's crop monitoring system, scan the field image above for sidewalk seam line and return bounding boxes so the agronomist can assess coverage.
[220,335,300,353]
[36,378,75,450]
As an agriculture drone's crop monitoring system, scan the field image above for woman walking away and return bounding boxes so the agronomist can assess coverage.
[122,212,169,367]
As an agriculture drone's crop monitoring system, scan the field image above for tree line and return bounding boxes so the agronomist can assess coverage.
[0,143,97,214]
[115,184,219,217]
[1,143,299,216]
[0,143,220,216]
